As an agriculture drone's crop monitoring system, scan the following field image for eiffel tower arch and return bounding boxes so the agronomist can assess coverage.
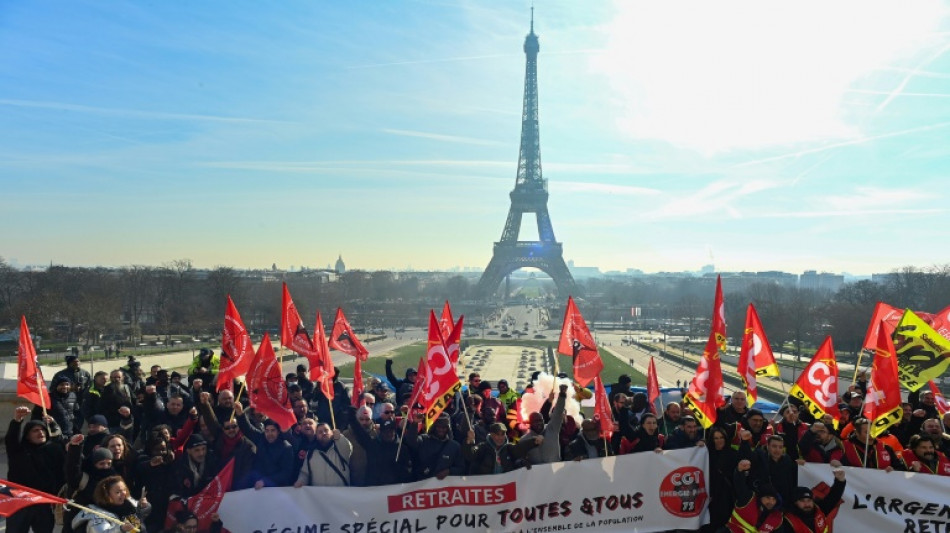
[476,12,576,301]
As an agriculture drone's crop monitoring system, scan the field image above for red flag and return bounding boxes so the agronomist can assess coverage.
[17,316,49,409]
[862,302,903,352]
[419,311,462,428]
[444,316,464,367]
[683,276,726,428]
[789,336,841,426]
[593,376,615,439]
[247,334,296,431]
[351,358,364,408]
[218,296,255,392]
[312,311,335,401]
[0,479,67,517]
[328,308,368,361]
[557,296,603,387]
[407,356,428,421]
[929,381,950,416]
[438,301,454,340]
[165,458,235,531]
[738,303,779,404]
[864,324,903,437]
[647,356,660,414]
[281,283,318,358]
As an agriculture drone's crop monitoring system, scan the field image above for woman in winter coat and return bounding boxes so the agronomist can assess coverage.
[702,426,740,533]
[72,475,151,533]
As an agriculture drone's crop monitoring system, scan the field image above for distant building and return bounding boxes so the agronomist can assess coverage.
[800,270,843,292]
[871,272,897,285]
[566,259,602,279]
[335,255,346,274]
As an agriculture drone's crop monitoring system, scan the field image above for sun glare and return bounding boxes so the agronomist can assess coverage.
[591,1,948,154]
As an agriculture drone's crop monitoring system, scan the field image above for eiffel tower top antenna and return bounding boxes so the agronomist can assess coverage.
[530,5,534,34]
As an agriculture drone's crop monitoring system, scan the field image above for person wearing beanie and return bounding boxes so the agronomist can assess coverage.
[464,422,532,475]
[405,413,465,480]
[51,353,92,396]
[64,434,117,533]
[5,405,67,533]
[49,374,82,438]
[726,459,784,533]
[734,408,773,451]
[170,431,220,500]
[782,461,847,532]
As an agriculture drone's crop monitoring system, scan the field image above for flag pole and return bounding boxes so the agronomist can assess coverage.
[396,376,426,462]
[66,500,137,532]
[230,380,247,423]
[852,349,869,386]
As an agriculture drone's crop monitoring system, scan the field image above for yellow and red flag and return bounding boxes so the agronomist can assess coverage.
[218,295,255,392]
[864,323,903,438]
[247,334,296,431]
[647,356,660,414]
[789,336,841,426]
[738,303,778,404]
[17,316,49,409]
[557,296,603,387]
[280,283,318,359]
[683,276,726,428]
[419,311,461,428]
[893,309,950,392]
[444,315,464,368]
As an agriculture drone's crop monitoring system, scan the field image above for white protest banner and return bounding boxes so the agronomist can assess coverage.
[799,463,950,533]
[219,448,709,533]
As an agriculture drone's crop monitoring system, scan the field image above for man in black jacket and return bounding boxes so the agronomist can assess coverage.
[405,413,465,480]
[5,406,67,533]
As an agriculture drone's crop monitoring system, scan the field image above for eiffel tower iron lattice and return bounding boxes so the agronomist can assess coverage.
[476,12,576,300]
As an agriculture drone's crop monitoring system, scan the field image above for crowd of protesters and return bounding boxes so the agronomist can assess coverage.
[6,351,950,533]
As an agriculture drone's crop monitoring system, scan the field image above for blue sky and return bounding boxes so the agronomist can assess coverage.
[2,1,949,275]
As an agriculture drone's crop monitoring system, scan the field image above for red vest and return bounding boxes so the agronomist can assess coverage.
[784,509,830,533]
[843,438,893,470]
[726,497,784,533]
[899,449,950,476]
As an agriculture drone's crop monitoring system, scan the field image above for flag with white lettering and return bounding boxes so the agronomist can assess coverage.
[789,336,840,426]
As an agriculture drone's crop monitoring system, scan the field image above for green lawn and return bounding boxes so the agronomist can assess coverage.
[340,341,646,390]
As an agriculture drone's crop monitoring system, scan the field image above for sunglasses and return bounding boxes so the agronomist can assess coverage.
[383,410,395,414]
[223,425,238,430]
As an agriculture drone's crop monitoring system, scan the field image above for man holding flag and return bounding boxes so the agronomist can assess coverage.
[5,405,66,533]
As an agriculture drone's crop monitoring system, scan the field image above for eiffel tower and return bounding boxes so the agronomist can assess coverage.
[476,12,576,300]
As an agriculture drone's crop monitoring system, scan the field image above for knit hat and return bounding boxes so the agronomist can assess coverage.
[91,447,114,464]
[186,434,207,449]
[65,354,79,363]
[87,414,108,428]
[757,484,779,499]
[792,487,813,501]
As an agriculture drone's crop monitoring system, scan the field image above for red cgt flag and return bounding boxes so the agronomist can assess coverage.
[438,301,454,341]
[683,276,726,428]
[165,458,234,532]
[862,302,903,352]
[419,311,462,428]
[247,334,296,431]
[218,296,255,392]
[557,296,603,387]
[351,358,364,408]
[281,283,318,359]
[17,316,49,409]
[789,336,841,426]
[328,308,368,361]
[312,311,335,402]
[593,376,615,439]
[444,315,464,368]
[0,479,67,517]
[864,323,903,437]
[647,356,660,414]
[929,380,950,416]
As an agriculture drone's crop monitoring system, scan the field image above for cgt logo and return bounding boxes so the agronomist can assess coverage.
[658,467,707,518]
